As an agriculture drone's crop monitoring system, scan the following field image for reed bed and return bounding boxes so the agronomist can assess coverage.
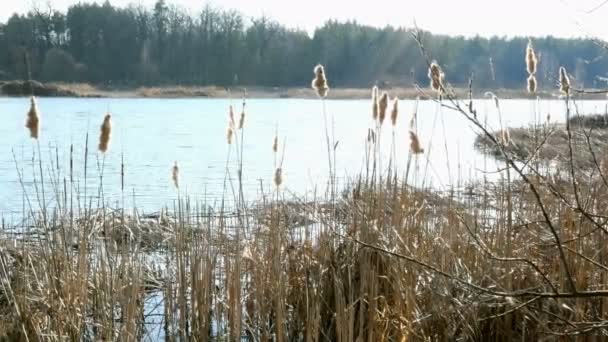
[3,38,608,341]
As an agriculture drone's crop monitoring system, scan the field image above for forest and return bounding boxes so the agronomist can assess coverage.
[0,0,606,89]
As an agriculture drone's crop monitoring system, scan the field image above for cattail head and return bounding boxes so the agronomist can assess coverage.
[98,114,112,153]
[559,66,570,94]
[484,91,500,109]
[274,167,283,187]
[527,74,537,94]
[25,96,40,139]
[172,161,179,189]
[238,110,245,129]
[272,135,278,153]
[526,41,538,75]
[390,97,399,126]
[227,126,234,145]
[428,62,444,93]
[367,128,376,144]
[501,128,511,145]
[311,64,329,98]
[378,92,388,125]
[229,105,235,126]
[372,86,379,121]
[409,131,424,154]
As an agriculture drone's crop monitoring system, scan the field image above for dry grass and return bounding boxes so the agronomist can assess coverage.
[475,115,608,169]
[3,166,608,340]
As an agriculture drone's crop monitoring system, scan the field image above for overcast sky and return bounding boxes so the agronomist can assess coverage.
[1,0,607,39]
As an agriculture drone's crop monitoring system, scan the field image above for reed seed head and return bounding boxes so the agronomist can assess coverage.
[274,167,283,187]
[428,62,444,93]
[272,135,278,153]
[229,105,235,125]
[391,97,399,126]
[378,92,388,125]
[409,130,424,154]
[372,86,379,121]
[367,128,376,144]
[484,91,500,109]
[98,113,112,153]
[526,41,538,75]
[311,64,329,98]
[559,66,570,94]
[172,161,179,189]
[238,111,245,129]
[227,126,234,145]
[25,96,40,139]
[501,128,511,145]
[527,74,537,94]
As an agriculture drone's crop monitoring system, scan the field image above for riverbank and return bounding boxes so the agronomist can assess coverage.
[2,80,606,99]
[474,114,608,169]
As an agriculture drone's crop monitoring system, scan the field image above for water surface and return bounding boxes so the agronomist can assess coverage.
[1,97,606,219]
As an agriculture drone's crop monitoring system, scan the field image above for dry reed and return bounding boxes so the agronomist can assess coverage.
[391,97,399,126]
[25,96,40,139]
[239,110,245,129]
[559,66,570,94]
[378,92,388,125]
[527,75,537,94]
[409,130,424,154]
[274,167,282,187]
[172,161,179,189]
[428,62,444,94]
[372,86,379,121]
[312,64,329,98]
[526,41,538,75]
[98,114,112,153]
[227,126,234,145]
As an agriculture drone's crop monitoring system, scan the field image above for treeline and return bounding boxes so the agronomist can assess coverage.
[0,0,606,89]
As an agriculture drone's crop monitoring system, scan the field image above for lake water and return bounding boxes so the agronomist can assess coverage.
[1,96,606,219]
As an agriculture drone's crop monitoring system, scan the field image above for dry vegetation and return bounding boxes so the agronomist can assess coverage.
[3,35,608,341]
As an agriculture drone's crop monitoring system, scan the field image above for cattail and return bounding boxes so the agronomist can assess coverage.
[559,66,570,94]
[526,41,538,75]
[171,161,179,189]
[378,92,388,125]
[527,74,537,94]
[409,106,418,130]
[272,135,278,153]
[98,114,112,153]
[409,131,424,154]
[428,62,444,93]
[238,110,245,129]
[229,105,235,126]
[25,96,40,139]
[390,98,399,126]
[227,126,234,145]
[501,128,511,145]
[274,167,283,187]
[311,64,329,98]
[372,86,379,121]
[484,91,500,109]
[367,128,376,144]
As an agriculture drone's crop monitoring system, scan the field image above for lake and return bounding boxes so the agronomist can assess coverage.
[1,96,606,219]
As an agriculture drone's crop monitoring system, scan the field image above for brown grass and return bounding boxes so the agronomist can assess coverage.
[475,118,608,169]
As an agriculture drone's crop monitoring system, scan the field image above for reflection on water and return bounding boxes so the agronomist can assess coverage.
[0,97,606,218]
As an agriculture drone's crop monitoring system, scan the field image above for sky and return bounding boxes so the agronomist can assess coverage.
[1,0,608,40]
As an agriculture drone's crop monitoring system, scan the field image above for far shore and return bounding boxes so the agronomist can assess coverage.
[0,80,606,100]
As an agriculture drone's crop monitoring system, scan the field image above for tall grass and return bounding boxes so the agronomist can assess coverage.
[2,37,608,341]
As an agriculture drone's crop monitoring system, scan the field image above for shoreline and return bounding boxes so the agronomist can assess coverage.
[1,80,606,100]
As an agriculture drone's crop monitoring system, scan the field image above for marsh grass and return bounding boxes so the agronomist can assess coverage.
[4,39,608,341]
